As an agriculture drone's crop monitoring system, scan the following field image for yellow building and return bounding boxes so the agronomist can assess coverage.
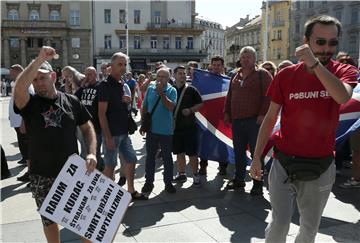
[261,0,290,66]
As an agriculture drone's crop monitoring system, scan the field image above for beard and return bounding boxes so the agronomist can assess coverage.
[314,51,334,65]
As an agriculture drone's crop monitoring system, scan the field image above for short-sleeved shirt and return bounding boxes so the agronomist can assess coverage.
[14,92,91,177]
[98,75,130,136]
[174,84,203,130]
[142,81,177,135]
[268,60,358,158]
[75,82,101,133]
[126,78,136,92]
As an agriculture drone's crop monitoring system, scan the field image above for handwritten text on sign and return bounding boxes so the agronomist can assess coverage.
[39,154,131,243]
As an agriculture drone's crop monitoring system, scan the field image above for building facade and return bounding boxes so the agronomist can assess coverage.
[1,1,92,72]
[261,0,290,65]
[225,15,262,69]
[195,16,225,68]
[93,0,206,72]
[290,0,360,64]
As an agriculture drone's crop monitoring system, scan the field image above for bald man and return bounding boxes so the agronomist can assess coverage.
[75,66,104,171]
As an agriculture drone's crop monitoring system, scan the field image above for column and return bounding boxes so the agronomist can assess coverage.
[3,38,10,68]
[20,38,27,67]
[61,38,68,67]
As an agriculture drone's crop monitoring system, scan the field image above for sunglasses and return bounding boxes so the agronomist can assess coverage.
[315,39,339,47]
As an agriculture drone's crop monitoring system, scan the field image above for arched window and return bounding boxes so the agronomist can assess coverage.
[8,9,19,20]
[49,10,60,20]
[29,10,40,20]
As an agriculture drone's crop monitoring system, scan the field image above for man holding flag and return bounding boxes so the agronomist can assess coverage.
[250,15,358,243]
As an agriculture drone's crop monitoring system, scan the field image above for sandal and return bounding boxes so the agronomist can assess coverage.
[131,191,148,200]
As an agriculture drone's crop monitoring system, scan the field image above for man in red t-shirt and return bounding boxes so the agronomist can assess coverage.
[250,15,358,243]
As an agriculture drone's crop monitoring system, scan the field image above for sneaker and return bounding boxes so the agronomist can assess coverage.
[141,182,154,194]
[226,179,246,190]
[339,178,360,189]
[173,174,187,183]
[199,165,207,176]
[17,172,30,182]
[250,180,263,195]
[165,183,176,193]
[117,176,126,186]
[192,174,201,187]
[17,159,27,165]
[217,166,227,176]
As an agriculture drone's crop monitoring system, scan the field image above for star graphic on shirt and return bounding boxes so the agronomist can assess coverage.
[41,106,64,128]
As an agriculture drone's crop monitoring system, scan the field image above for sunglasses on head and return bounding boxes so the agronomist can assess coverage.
[315,39,339,47]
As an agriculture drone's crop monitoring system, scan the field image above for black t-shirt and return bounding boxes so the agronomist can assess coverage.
[98,75,128,136]
[75,83,101,133]
[15,92,91,177]
[174,84,203,130]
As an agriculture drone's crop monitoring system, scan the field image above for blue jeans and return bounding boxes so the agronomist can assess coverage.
[145,132,174,185]
[103,134,137,167]
[232,117,260,181]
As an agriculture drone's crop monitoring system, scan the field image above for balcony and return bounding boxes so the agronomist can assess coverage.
[2,20,67,29]
[96,48,207,59]
[146,22,204,34]
[272,20,285,27]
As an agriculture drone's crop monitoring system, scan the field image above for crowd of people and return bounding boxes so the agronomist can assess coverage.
[1,14,359,243]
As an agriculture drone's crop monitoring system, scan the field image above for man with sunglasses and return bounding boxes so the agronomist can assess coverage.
[250,15,358,243]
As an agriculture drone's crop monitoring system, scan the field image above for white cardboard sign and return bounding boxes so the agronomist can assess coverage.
[39,154,131,243]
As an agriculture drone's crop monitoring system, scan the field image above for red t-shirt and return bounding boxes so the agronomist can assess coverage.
[268,60,358,158]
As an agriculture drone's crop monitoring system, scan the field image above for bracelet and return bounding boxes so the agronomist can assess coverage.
[309,59,320,69]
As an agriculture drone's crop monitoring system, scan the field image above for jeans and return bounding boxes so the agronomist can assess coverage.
[232,117,260,181]
[145,132,174,185]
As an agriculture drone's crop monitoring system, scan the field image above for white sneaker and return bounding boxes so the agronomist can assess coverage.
[193,174,201,187]
[339,178,360,188]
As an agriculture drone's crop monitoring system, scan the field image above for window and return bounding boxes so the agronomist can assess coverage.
[119,9,125,23]
[29,10,40,20]
[72,38,80,48]
[70,10,80,26]
[49,10,60,20]
[335,11,342,22]
[8,9,19,20]
[104,35,112,49]
[27,38,35,48]
[134,10,140,24]
[175,37,182,49]
[273,30,276,40]
[277,48,281,59]
[277,30,282,40]
[321,1,327,4]
[295,21,300,33]
[163,37,170,49]
[351,9,358,24]
[119,36,126,49]
[134,36,140,49]
[187,37,193,49]
[296,1,300,10]
[9,37,19,48]
[349,36,357,54]
[150,36,157,49]
[104,9,111,23]
[309,1,314,8]
[154,11,161,24]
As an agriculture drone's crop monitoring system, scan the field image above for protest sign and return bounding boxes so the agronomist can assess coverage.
[39,154,131,243]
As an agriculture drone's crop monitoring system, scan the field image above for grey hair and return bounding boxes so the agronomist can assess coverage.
[239,46,257,60]
[156,67,170,78]
[111,52,129,64]
[62,66,85,86]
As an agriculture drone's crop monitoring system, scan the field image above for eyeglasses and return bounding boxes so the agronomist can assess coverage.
[315,38,339,47]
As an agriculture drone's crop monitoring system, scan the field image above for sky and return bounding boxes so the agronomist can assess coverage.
[195,0,263,28]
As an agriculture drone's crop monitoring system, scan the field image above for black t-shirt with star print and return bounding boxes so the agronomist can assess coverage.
[15,92,91,177]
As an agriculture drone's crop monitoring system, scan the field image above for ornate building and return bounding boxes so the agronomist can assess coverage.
[93,0,206,71]
[1,1,92,72]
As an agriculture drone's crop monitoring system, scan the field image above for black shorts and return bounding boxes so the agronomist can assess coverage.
[29,174,56,227]
[173,128,198,156]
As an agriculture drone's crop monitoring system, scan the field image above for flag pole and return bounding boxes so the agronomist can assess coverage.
[126,0,130,71]
[263,0,268,62]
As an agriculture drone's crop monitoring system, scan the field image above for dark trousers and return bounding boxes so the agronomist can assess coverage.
[14,127,29,160]
[145,132,174,185]
[1,145,10,176]
[232,117,260,181]
[200,159,227,168]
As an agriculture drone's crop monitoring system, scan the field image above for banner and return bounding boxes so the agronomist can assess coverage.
[39,154,131,243]
[192,69,360,165]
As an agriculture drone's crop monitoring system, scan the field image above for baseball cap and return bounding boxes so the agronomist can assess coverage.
[38,61,53,73]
